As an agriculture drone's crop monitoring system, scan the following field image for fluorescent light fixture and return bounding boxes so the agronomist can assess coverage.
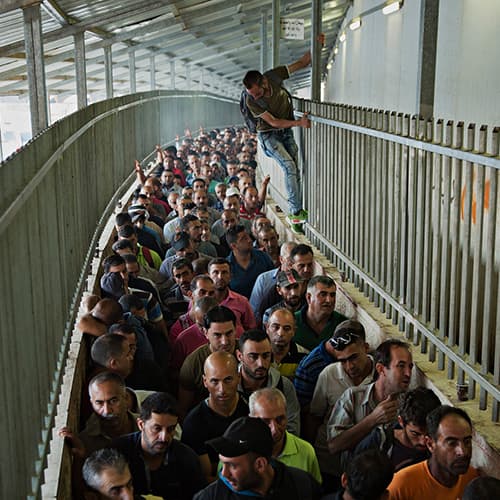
[382,1,403,15]
[349,18,361,30]
[339,32,346,42]
[327,62,332,70]
[334,47,339,55]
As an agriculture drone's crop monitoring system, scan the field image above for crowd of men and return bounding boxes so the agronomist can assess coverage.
[60,126,497,500]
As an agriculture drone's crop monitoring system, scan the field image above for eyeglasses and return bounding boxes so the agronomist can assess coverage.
[329,332,360,351]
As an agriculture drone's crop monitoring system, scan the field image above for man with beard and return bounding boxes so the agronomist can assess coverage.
[327,340,413,475]
[237,329,300,435]
[182,352,249,482]
[265,308,305,380]
[194,417,321,499]
[388,406,478,500]
[59,372,138,456]
[178,305,238,417]
[262,270,306,326]
[112,392,206,500]
[294,275,348,352]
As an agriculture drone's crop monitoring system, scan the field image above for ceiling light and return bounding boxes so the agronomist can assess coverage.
[339,32,346,43]
[349,18,361,30]
[334,47,338,55]
[327,62,332,70]
[382,1,403,15]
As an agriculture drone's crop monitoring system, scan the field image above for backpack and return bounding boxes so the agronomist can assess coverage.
[240,71,294,133]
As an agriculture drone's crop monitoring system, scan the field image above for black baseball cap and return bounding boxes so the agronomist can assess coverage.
[206,417,273,458]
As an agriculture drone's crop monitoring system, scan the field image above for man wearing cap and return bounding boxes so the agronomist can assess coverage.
[294,275,348,352]
[266,308,306,381]
[194,416,322,499]
[308,320,375,483]
[159,231,208,280]
[262,269,307,326]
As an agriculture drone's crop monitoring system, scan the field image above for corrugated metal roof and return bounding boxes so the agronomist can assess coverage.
[0,0,350,101]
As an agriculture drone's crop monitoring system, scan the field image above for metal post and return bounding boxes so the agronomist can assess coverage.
[170,60,176,89]
[261,10,268,72]
[74,32,87,109]
[311,0,322,101]
[104,45,113,99]
[272,0,280,67]
[186,64,191,90]
[128,50,136,94]
[23,3,48,134]
[149,55,156,90]
[417,0,439,119]
[200,68,204,90]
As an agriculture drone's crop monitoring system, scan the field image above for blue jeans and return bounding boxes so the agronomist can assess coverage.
[259,129,301,214]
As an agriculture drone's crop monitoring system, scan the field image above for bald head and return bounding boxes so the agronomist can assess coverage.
[204,351,238,375]
[203,351,240,405]
[91,299,123,326]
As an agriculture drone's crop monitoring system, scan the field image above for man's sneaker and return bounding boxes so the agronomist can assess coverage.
[286,209,308,225]
[289,222,304,234]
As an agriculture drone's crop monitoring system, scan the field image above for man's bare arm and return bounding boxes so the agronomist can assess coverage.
[259,111,311,130]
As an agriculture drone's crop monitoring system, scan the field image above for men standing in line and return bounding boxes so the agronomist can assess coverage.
[387,406,478,500]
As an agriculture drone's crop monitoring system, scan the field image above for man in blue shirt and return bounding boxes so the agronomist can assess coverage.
[226,225,274,299]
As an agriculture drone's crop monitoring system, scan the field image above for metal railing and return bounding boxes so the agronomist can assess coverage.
[0,90,239,498]
[262,98,499,421]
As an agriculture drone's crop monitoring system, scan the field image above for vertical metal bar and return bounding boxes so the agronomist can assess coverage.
[23,3,48,133]
[272,0,280,67]
[311,0,322,101]
[170,60,176,89]
[104,45,113,99]
[74,32,87,109]
[468,126,487,400]
[447,121,464,379]
[373,111,383,307]
[484,128,499,417]
[186,65,191,90]
[261,10,268,72]
[457,124,475,385]
[128,50,136,94]
[150,55,156,90]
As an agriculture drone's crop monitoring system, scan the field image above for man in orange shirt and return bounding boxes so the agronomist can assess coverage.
[388,405,478,500]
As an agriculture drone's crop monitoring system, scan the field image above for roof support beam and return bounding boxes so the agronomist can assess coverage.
[311,0,323,101]
[272,0,280,67]
[260,10,268,73]
[23,2,48,134]
[74,31,87,109]
[149,55,156,90]
[104,45,113,98]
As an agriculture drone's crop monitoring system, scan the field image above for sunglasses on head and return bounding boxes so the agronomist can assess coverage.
[329,332,360,351]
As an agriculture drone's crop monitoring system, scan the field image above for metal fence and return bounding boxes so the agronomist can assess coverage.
[262,99,499,421]
[0,90,239,499]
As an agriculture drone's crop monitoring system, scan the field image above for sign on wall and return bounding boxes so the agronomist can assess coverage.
[281,18,305,40]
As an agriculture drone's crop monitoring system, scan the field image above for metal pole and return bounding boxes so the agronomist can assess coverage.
[186,64,191,90]
[23,3,48,134]
[311,0,322,101]
[149,55,156,90]
[74,32,87,109]
[200,68,204,90]
[104,45,113,99]
[170,60,176,89]
[272,0,280,67]
[128,50,136,94]
[261,10,268,72]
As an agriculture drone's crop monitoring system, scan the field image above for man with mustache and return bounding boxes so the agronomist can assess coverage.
[293,275,348,352]
[112,392,206,500]
[387,406,478,500]
[327,339,413,476]
[237,329,300,436]
[59,372,138,456]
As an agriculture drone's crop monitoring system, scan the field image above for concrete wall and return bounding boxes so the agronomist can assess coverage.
[325,0,500,130]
